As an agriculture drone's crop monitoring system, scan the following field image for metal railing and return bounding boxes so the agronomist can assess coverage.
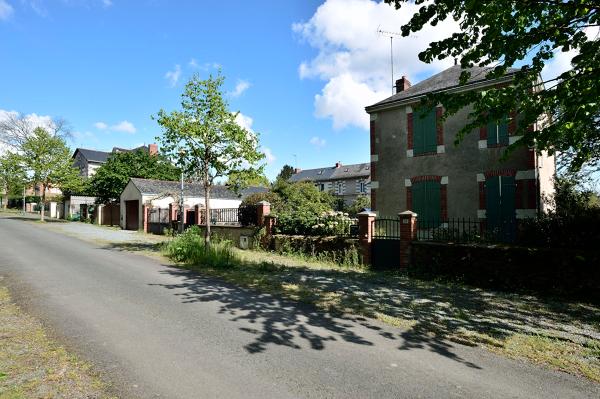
[417,217,516,243]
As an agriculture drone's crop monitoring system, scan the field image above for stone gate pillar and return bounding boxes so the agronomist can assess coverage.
[399,211,418,268]
[358,211,376,266]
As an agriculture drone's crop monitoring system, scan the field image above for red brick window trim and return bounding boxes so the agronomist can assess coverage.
[371,189,377,211]
[406,186,412,210]
[484,169,516,178]
[370,120,376,154]
[508,110,517,136]
[411,175,442,183]
[478,182,486,209]
[436,106,444,146]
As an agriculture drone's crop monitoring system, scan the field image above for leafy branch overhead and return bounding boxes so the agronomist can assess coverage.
[385,0,600,171]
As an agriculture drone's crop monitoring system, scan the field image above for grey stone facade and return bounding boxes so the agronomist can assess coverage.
[365,66,555,220]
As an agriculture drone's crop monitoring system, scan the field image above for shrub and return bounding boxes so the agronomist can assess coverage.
[310,211,356,236]
[163,226,239,268]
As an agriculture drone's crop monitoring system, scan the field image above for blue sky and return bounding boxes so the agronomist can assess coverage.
[0,0,572,180]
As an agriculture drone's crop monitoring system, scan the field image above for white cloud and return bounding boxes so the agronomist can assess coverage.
[111,120,136,134]
[102,0,113,7]
[0,109,57,154]
[188,58,199,68]
[234,112,254,133]
[0,0,13,20]
[230,79,251,98]
[263,147,276,164]
[165,64,182,87]
[309,136,326,149]
[94,121,108,130]
[541,26,599,84]
[293,0,458,130]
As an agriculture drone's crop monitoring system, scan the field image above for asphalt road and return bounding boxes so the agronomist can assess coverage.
[0,217,598,398]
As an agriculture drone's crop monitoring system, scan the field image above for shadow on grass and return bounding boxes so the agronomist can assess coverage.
[101,241,599,370]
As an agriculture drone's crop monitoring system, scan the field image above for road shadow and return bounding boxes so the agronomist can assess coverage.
[150,266,482,369]
[0,215,67,223]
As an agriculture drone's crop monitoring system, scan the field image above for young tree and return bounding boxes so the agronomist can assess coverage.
[21,128,83,221]
[385,0,599,172]
[89,149,180,204]
[154,73,265,246]
[0,152,27,210]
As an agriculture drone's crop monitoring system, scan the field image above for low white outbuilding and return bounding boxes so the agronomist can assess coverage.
[119,178,266,230]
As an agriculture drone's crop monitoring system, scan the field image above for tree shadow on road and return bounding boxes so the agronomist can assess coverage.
[150,266,482,369]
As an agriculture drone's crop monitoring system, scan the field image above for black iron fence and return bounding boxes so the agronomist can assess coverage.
[148,208,170,235]
[416,218,516,244]
[198,205,259,227]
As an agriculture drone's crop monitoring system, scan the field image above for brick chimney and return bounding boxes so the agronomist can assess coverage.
[395,76,411,93]
[148,143,158,156]
[335,161,342,168]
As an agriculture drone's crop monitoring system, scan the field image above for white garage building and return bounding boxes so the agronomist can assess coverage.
[120,177,266,230]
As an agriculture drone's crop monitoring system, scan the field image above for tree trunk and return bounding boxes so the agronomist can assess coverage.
[40,184,46,221]
[204,181,211,249]
[2,184,7,210]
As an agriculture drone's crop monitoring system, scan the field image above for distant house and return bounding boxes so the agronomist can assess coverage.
[289,162,371,204]
[364,65,555,234]
[119,178,267,230]
[72,144,158,178]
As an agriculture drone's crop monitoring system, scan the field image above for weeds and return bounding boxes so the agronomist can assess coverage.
[162,226,239,269]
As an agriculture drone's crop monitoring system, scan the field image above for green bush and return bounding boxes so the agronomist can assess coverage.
[163,226,239,268]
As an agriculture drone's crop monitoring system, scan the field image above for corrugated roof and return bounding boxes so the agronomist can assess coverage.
[289,163,370,182]
[129,178,267,199]
[367,65,518,110]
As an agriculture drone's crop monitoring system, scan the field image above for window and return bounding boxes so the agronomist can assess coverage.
[412,180,441,224]
[359,181,366,193]
[413,108,437,155]
[336,182,343,195]
[487,116,509,146]
[485,175,516,240]
[317,183,325,192]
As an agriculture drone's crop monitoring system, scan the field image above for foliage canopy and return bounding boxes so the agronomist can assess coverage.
[385,0,600,172]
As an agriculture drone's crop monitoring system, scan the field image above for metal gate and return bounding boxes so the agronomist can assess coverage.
[148,208,170,235]
[371,218,401,270]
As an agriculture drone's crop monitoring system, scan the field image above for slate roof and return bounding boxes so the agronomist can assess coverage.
[73,148,112,163]
[289,163,371,183]
[129,178,267,200]
[367,65,518,110]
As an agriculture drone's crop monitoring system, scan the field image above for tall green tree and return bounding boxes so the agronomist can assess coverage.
[89,149,180,204]
[21,128,83,221]
[385,0,599,172]
[0,152,27,210]
[276,164,295,182]
[155,72,265,246]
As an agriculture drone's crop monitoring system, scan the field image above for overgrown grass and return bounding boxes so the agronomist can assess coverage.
[163,226,240,269]
[0,285,113,398]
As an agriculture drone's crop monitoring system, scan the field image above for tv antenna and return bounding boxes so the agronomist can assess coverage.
[377,26,403,95]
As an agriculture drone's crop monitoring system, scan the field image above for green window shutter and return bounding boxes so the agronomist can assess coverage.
[413,180,441,226]
[485,176,501,229]
[486,115,509,146]
[413,109,425,155]
[498,116,509,146]
[424,109,437,153]
[426,180,441,225]
[412,181,426,219]
[500,176,516,220]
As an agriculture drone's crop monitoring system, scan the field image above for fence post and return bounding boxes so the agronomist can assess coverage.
[399,211,418,268]
[357,211,376,266]
[256,201,271,226]
[194,204,200,225]
[169,203,177,223]
[143,205,149,233]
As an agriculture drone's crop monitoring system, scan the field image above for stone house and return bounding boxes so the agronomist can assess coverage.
[72,144,158,178]
[364,65,555,232]
[289,162,371,204]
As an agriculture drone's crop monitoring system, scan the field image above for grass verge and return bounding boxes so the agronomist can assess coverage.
[0,284,113,399]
